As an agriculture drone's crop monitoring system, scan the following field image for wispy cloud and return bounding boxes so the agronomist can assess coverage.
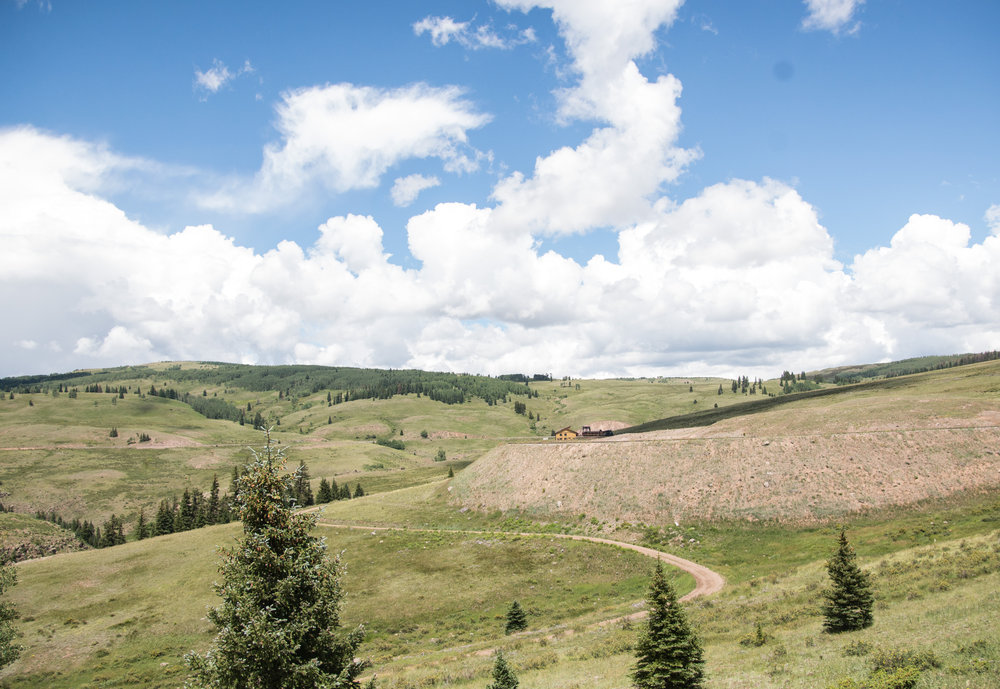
[801,0,865,35]
[413,15,536,50]
[391,174,441,207]
[194,58,254,99]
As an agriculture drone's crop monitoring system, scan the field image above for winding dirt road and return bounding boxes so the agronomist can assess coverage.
[314,520,725,602]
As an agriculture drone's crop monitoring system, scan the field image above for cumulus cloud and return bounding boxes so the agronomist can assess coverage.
[200,83,489,212]
[391,174,441,207]
[801,0,865,35]
[413,15,536,50]
[194,58,254,98]
[486,1,697,236]
[2,127,998,378]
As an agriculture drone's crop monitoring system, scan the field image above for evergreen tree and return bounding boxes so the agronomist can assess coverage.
[339,484,352,500]
[0,559,20,670]
[631,560,704,689]
[155,499,174,536]
[316,478,332,504]
[294,462,314,506]
[207,474,221,525]
[136,508,149,540]
[447,467,454,478]
[186,429,372,689]
[180,488,195,531]
[504,601,527,634]
[822,529,874,633]
[353,483,364,499]
[486,650,518,689]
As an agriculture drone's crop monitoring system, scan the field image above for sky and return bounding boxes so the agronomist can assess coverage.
[1,0,998,379]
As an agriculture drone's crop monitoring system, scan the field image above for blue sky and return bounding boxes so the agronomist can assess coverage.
[1,0,998,378]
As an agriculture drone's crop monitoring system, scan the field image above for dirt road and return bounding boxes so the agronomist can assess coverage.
[314,520,725,601]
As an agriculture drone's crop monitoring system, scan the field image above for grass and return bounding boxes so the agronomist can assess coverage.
[1,359,999,687]
[2,517,667,689]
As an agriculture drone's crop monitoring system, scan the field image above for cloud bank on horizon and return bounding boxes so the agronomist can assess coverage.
[1,0,997,379]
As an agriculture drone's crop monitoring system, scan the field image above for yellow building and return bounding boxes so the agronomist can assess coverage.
[554,426,578,440]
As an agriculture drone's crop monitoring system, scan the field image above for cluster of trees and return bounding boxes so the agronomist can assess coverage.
[146,475,233,538]
[34,510,126,549]
[830,349,1000,384]
[729,376,768,396]
[497,373,551,383]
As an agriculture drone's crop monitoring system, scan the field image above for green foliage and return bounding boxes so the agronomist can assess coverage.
[435,448,447,462]
[823,530,875,633]
[375,437,405,451]
[868,647,939,673]
[632,560,704,689]
[738,621,769,647]
[504,600,527,635]
[185,430,370,689]
[843,639,874,657]
[827,665,923,689]
[0,559,20,669]
[485,650,518,689]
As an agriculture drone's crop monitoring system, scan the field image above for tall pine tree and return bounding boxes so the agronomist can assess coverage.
[822,529,874,633]
[185,429,372,689]
[632,560,704,689]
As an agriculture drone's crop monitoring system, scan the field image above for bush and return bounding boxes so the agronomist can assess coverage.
[843,639,874,657]
[870,647,940,672]
[739,622,769,647]
[375,437,405,451]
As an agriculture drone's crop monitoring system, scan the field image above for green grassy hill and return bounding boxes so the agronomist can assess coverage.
[1,358,998,687]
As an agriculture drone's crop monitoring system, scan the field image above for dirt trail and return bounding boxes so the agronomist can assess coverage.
[313,520,724,601]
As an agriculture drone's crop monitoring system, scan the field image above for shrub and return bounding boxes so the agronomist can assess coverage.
[844,639,874,657]
[739,622,769,647]
[870,647,940,672]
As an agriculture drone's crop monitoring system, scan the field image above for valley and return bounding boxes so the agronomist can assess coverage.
[0,359,997,687]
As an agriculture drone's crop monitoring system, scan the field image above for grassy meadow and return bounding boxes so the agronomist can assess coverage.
[0,359,998,687]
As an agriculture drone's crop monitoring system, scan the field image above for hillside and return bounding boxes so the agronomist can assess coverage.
[1,358,999,688]
[452,360,1000,523]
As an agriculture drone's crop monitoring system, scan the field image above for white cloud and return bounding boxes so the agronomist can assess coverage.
[986,204,1000,235]
[413,15,536,50]
[200,83,490,212]
[391,174,441,207]
[486,1,696,236]
[194,59,254,98]
[2,128,998,379]
[801,0,865,35]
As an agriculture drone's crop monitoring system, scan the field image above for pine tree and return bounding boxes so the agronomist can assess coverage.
[822,529,874,633]
[504,601,527,634]
[155,499,174,536]
[486,650,518,689]
[0,559,20,670]
[631,560,704,689]
[447,467,454,478]
[207,474,221,525]
[353,483,364,499]
[186,429,372,689]
[316,478,332,504]
[136,509,149,540]
[294,462,314,506]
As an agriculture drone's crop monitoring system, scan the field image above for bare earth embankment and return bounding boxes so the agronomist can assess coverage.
[453,370,1000,524]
